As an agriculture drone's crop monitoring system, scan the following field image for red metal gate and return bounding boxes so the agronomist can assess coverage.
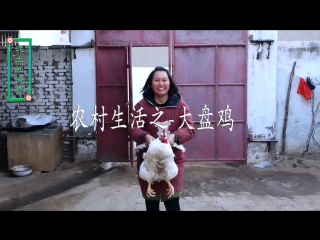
[172,30,247,161]
[94,44,133,163]
[95,31,169,164]
[95,30,248,163]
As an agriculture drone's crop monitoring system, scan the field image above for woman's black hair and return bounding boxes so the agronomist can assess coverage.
[140,66,179,95]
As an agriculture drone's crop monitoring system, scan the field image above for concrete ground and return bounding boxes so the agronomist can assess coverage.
[2,154,319,211]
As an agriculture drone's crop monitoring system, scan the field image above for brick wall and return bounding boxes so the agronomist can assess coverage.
[0,46,74,163]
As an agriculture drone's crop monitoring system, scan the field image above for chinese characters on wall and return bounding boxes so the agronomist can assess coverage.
[6,37,33,102]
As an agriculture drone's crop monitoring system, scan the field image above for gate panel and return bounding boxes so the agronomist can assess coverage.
[173,30,247,162]
[218,47,246,84]
[96,30,169,46]
[216,46,247,161]
[216,86,246,160]
[95,47,128,162]
[174,30,246,45]
[173,47,216,161]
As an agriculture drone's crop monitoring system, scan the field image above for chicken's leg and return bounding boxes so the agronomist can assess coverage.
[165,180,174,198]
[146,181,156,197]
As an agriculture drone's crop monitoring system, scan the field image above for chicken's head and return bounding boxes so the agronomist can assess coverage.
[159,129,168,144]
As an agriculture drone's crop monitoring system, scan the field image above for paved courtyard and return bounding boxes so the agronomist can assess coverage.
[15,157,320,211]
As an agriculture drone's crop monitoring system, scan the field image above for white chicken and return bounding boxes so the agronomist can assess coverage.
[135,121,186,198]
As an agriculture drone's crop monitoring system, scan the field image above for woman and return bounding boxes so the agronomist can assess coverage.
[128,66,195,211]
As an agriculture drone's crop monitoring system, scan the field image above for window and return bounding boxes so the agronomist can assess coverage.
[0,30,19,46]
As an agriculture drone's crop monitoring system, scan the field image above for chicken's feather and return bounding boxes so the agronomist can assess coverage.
[138,137,178,183]
[165,160,178,180]
[137,121,183,185]
[134,142,186,155]
[139,160,156,183]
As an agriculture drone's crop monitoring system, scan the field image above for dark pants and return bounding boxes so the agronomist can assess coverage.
[145,198,181,211]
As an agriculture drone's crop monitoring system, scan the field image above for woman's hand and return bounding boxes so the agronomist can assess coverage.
[145,134,155,147]
[168,134,175,146]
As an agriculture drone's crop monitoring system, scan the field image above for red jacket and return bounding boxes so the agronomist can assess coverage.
[128,93,195,197]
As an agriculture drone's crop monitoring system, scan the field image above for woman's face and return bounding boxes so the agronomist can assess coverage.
[151,71,170,98]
